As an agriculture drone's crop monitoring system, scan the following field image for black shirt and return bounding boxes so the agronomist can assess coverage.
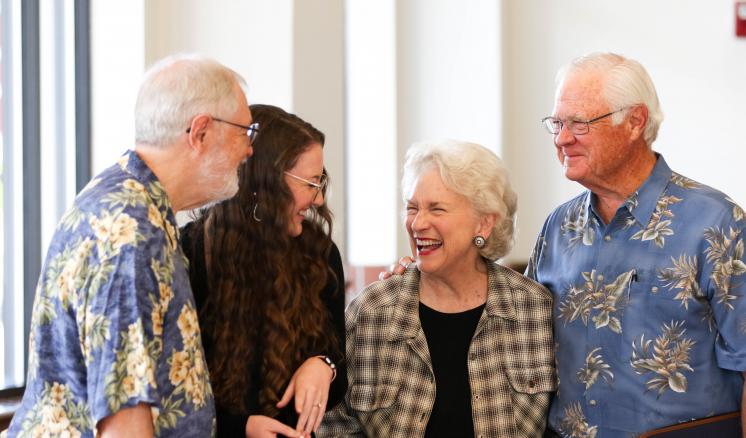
[419,301,485,438]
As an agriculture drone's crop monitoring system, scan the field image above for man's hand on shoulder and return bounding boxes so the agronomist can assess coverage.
[378,256,415,281]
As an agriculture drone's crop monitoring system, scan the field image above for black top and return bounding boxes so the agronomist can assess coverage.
[419,302,485,438]
[180,222,347,437]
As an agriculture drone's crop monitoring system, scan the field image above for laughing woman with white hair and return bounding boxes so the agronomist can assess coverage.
[319,140,557,437]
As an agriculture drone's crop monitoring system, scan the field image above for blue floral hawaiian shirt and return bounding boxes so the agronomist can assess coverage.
[527,155,745,437]
[6,150,215,437]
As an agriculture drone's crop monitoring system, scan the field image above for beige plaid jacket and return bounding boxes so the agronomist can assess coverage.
[319,262,556,438]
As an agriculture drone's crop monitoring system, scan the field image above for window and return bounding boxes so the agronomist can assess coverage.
[0,0,89,391]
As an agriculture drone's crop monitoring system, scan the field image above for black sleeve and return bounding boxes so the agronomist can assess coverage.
[324,241,347,410]
[215,410,250,437]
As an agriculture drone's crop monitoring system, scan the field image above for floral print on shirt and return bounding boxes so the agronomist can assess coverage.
[528,155,746,437]
[6,150,215,437]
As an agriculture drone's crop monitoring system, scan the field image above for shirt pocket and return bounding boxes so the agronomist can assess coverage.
[348,383,399,412]
[505,365,557,394]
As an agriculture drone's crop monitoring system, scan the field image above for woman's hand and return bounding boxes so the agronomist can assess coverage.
[276,356,335,436]
[245,415,299,438]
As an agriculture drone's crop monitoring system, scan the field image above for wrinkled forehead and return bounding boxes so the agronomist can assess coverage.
[553,70,608,116]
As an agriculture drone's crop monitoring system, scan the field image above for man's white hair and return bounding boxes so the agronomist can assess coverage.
[135,53,246,148]
[556,52,664,146]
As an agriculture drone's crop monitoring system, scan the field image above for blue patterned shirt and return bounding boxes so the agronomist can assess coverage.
[7,150,215,437]
[527,155,745,437]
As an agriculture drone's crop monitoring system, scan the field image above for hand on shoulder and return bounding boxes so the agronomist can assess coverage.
[378,256,415,281]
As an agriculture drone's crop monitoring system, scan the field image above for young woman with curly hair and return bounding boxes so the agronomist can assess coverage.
[181,104,346,438]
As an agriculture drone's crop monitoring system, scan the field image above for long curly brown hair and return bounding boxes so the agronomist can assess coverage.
[187,104,338,415]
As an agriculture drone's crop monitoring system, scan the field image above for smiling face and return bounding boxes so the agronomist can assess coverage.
[553,70,634,191]
[405,168,491,278]
[284,143,325,237]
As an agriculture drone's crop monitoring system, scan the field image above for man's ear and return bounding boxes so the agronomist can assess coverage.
[186,114,212,153]
[627,105,648,141]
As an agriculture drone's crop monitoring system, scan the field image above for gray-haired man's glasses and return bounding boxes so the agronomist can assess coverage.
[541,107,628,135]
[284,171,328,201]
[186,117,260,143]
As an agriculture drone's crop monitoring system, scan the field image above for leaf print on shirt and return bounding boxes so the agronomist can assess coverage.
[630,320,695,397]
[630,195,682,248]
[559,402,598,438]
[152,395,187,435]
[670,172,699,189]
[625,191,640,211]
[561,201,597,248]
[704,227,746,310]
[700,304,716,333]
[657,255,702,309]
[89,209,142,257]
[558,270,634,334]
[27,327,39,381]
[725,197,745,222]
[146,181,172,210]
[17,382,92,438]
[168,305,212,409]
[526,236,546,279]
[104,319,158,412]
[577,347,614,392]
[58,207,87,233]
[102,178,149,209]
[79,309,111,364]
[39,237,95,322]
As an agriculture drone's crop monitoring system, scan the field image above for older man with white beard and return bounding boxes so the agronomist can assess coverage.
[6,54,257,438]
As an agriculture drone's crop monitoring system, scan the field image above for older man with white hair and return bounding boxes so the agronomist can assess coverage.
[529,52,746,437]
[6,54,256,437]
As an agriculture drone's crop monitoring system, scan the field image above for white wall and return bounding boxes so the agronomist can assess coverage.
[292,0,346,252]
[503,0,746,263]
[394,0,502,258]
[91,0,348,251]
[143,0,294,110]
[90,1,746,266]
[344,0,398,266]
[90,0,144,174]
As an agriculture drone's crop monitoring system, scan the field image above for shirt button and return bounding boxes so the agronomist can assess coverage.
[597,274,604,281]
[651,286,659,293]
[589,399,597,406]
[470,353,476,361]
[474,394,480,400]
[528,380,536,388]
[604,235,611,241]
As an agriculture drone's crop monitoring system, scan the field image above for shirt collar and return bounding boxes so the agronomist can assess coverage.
[118,150,180,246]
[625,153,672,227]
[585,153,672,228]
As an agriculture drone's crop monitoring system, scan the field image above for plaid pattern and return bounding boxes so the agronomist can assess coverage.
[319,262,556,437]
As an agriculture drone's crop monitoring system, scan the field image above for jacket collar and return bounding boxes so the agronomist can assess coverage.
[386,261,516,342]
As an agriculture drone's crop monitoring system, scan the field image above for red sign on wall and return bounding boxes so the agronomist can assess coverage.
[737,1,746,37]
